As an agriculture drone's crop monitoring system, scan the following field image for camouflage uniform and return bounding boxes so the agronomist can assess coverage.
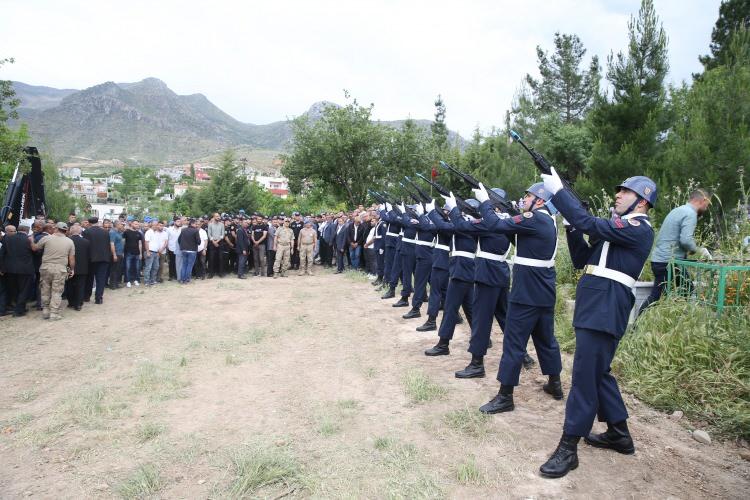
[273,226,295,277]
[36,233,75,320]
[297,227,316,275]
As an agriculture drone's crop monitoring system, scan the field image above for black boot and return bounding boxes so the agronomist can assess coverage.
[424,339,450,356]
[540,434,580,478]
[523,352,536,369]
[479,385,514,414]
[455,355,485,378]
[584,421,635,454]
[392,297,409,307]
[371,278,382,286]
[381,288,395,299]
[487,338,493,349]
[416,316,437,332]
[455,314,464,325]
[543,374,564,400]
[402,307,421,319]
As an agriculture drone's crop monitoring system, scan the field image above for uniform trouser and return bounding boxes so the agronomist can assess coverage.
[253,246,267,276]
[65,273,87,308]
[109,255,124,287]
[564,328,628,437]
[86,262,110,301]
[426,267,449,317]
[365,248,377,275]
[468,283,509,356]
[438,278,474,341]
[411,256,432,308]
[388,247,403,289]
[383,245,396,283]
[376,247,385,279]
[208,243,223,276]
[299,244,314,273]
[267,250,276,276]
[497,303,561,386]
[40,268,68,316]
[237,253,248,277]
[400,251,415,297]
[274,246,291,274]
[4,273,33,314]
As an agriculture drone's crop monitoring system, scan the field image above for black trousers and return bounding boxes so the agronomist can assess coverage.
[168,250,177,279]
[85,262,111,301]
[267,250,276,276]
[291,246,300,269]
[207,244,224,276]
[65,273,87,308]
[3,273,33,314]
[109,255,124,287]
[319,240,332,267]
[237,253,248,277]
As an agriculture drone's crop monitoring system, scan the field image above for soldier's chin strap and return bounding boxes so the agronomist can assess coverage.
[618,197,644,218]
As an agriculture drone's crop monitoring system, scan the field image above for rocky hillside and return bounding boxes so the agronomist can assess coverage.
[12,78,463,165]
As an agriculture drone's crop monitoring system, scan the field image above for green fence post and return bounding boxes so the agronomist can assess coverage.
[717,267,726,316]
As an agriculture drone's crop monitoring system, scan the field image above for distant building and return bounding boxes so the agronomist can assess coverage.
[252,174,289,198]
[60,167,82,179]
[90,203,126,220]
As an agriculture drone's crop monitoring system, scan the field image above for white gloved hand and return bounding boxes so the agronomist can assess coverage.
[699,247,713,260]
[397,202,405,213]
[472,182,489,203]
[415,203,424,216]
[378,203,385,211]
[425,199,435,212]
[442,192,457,211]
[541,166,564,195]
[385,202,393,211]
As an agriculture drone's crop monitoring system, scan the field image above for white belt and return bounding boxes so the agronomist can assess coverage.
[451,250,476,259]
[386,231,400,237]
[402,236,417,244]
[512,256,555,268]
[584,241,639,292]
[475,240,510,262]
[413,239,434,247]
[434,243,450,251]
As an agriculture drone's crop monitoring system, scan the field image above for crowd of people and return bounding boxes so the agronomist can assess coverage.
[0,173,714,480]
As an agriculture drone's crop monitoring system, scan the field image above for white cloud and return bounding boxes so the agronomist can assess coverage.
[0,0,721,137]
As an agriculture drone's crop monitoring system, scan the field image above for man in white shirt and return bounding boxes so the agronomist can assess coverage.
[143,221,169,285]
[166,219,183,281]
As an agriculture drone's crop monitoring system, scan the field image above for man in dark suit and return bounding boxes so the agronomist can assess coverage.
[333,216,350,273]
[347,216,367,271]
[235,219,250,279]
[321,215,336,268]
[83,217,113,304]
[65,225,90,310]
[0,225,35,316]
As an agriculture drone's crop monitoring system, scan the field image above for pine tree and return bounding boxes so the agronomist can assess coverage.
[698,0,750,73]
[430,95,448,152]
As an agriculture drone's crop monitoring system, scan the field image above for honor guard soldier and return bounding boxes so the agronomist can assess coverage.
[538,170,656,479]
[423,195,478,356]
[390,203,417,308]
[472,182,563,413]
[379,203,404,300]
[371,213,387,287]
[416,204,451,332]
[400,203,434,319]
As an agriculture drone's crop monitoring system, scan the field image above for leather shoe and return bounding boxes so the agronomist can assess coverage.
[402,307,421,319]
[479,393,514,414]
[424,343,449,356]
[543,378,564,400]
[95,298,103,305]
[584,421,635,454]
[523,353,537,369]
[74,306,81,311]
[540,435,579,478]
[416,318,437,332]
[392,297,409,307]
[381,289,395,299]
[455,359,485,378]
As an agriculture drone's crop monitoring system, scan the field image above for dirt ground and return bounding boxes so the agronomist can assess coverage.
[1,268,748,499]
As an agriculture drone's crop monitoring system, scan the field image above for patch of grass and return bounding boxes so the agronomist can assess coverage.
[343,269,370,282]
[179,356,187,367]
[363,366,378,379]
[66,386,128,426]
[2,413,34,430]
[242,328,268,344]
[16,389,38,403]
[402,369,447,403]
[554,284,577,352]
[135,422,165,443]
[456,456,483,485]
[374,436,395,450]
[216,281,243,290]
[376,440,442,499]
[116,463,162,499]
[132,361,189,401]
[443,408,493,438]
[317,416,342,437]
[225,354,241,366]
[227,443,300,497]
[617,297,750,439]
[336,399,360,410]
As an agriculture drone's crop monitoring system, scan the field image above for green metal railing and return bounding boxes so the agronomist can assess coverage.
[667,259,750,314]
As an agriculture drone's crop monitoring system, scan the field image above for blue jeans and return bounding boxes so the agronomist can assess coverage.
[144,253,160,284]
[349,246,361,269]
[125,253,141,283]
[180,251,197,282]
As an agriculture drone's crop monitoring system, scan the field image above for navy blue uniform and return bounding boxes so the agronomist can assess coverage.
[380,209,403,290]
[480,201,562,386]
[399,213,418,298]
[451,213,512,356]
[402,213,434,309]
[374,220,386,280]
[432,207,477,341]
[425,212,451,318]
[552,189,654,437]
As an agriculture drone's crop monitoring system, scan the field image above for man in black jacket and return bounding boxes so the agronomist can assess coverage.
[0,225,35,316]
[65,225,90,311]
[235,219,250,279]
[83,217,113,305]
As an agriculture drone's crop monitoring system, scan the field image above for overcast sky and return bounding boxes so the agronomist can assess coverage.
[1,0,721,137]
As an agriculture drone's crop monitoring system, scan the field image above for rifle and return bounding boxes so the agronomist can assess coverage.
[414,172,480,218]
[398,181,425,206]
[508,130,587,208]
[438,161,519,215]
[403,176,432,204]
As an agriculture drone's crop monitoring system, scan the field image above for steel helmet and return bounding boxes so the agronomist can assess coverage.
[617,176,657,207]
[526,182,553,202]
[490,187,507,200]
[465,198,480,210]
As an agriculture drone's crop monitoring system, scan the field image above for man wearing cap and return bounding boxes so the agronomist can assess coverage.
[290,212,304,270]
[536,170,656,479]
[298,220,317,276]
[471,182,563,415]
[273,218,295,278]
[31,222,75,320]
